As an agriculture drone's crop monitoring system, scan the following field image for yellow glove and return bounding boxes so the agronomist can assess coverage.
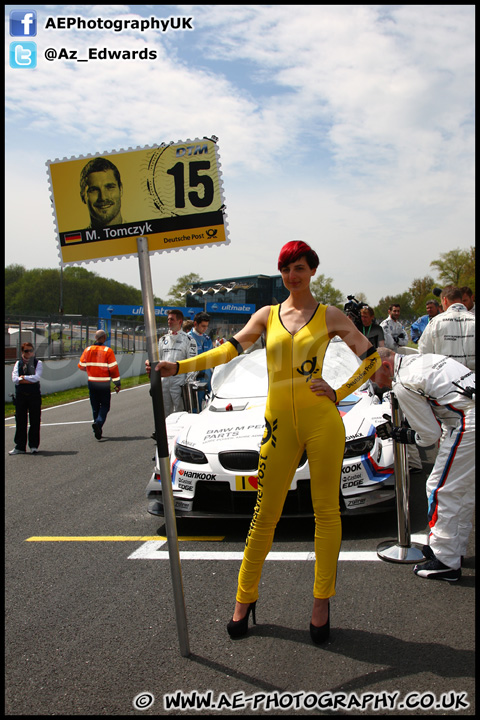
[175,338,242,375]
[335,347,381,403]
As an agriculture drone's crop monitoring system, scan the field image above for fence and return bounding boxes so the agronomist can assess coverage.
[4,315,154,360]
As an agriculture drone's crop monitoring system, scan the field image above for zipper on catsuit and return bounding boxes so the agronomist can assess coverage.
[290,335,297,427]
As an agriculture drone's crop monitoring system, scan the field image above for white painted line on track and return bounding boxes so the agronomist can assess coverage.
[128,535,428,561]
[5,383,150,421]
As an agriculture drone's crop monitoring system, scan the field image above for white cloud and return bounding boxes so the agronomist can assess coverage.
[5,4,474,306]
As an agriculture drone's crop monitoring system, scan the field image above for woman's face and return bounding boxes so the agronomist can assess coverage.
[280,256,316,291]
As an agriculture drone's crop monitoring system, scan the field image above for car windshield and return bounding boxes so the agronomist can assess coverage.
[211,337,365,400]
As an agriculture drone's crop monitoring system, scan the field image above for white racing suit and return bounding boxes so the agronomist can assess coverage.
[380,317,409,351]
[392,353,475,570]
[418,303,475,371]
[158,331,197,416]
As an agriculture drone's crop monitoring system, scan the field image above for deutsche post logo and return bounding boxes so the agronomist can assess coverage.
[297,356,319,382]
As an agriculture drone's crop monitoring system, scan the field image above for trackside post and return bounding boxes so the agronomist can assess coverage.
[137,237,190,657]
[377,391,424,563]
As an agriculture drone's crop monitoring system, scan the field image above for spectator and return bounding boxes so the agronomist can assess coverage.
[359,307,385,349]
[9,343,43,455]
[410,300,441,343]
[418,286,475,370]
[380,304,408,351]
[188,311,214,411]
[182,319,194,333]
[374,348,475,582]
[460,286,475,315]
[78,329,121,440]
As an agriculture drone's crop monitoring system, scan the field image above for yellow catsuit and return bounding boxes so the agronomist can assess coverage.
[238,303,345,601]
[172,303,381,603]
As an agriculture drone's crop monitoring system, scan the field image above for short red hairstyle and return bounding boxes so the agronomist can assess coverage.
[277,241,319,271]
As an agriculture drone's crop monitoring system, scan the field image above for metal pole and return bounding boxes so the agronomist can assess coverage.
[137,237,190,657]
[377,391,424,563]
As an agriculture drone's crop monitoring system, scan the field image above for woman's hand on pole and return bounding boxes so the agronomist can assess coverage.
[155,361,178,377]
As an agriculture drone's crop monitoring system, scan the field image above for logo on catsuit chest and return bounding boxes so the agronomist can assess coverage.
[261,417,278,448]
[296,356,319,382]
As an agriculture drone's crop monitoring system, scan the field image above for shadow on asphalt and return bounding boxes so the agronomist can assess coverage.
[24,450,79,456]
[186,624,474,697]
[99,435,148,442]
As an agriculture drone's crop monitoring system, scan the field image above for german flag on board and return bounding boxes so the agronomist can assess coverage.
[64,232,82,244]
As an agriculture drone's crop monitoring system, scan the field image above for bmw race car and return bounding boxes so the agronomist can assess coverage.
[146,339,396,518]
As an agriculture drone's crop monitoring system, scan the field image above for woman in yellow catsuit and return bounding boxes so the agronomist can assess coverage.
[155,241,381,644]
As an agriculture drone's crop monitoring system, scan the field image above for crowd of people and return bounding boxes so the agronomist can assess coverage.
[8,249,475,648]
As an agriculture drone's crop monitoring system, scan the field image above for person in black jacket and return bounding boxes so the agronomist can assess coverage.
[359,306,385,349]
[9,342,43,455]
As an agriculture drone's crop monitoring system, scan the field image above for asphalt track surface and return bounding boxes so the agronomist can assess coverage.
[5,385,475,716]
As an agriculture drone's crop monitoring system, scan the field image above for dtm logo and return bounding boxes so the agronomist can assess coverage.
[10,10,37,36]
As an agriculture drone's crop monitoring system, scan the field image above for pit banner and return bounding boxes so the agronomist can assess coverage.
[47,137,229,264]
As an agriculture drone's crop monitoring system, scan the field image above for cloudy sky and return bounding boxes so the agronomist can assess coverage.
[5,4,474,307]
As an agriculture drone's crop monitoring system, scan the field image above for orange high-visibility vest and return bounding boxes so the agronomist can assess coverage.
[78,344,120,383]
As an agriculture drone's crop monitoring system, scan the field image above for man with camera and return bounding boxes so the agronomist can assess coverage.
[359,306,385,349]
[373,347,475,582]
[380,304,408,351]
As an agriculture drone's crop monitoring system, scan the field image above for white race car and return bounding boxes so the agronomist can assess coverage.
[147,339,396,518]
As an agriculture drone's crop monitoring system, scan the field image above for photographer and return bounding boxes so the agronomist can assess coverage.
[343,295,367,331]
[380,304,408,351]
[359,306,385,349]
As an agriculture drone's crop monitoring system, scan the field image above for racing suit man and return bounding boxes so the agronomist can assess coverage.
[188,311,214,412]
[374,347,475,581]
[380,304,409,351]
[157,310,197,416]
[418,286,475,371]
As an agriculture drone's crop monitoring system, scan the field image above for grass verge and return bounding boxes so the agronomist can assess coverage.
[5,374,150,417]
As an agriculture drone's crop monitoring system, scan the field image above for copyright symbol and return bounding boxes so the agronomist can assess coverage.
[132,692,155,711]
[45,48,57,61]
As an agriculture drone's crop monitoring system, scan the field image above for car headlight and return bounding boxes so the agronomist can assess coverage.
[344,437,375,458]
[174,442,208,464]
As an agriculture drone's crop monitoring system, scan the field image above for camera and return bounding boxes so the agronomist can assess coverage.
[343,295,368,325]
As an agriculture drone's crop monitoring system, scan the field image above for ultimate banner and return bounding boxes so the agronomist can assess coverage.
[47,137,229,264]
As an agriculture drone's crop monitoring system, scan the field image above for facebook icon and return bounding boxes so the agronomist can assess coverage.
[10,10,37,37]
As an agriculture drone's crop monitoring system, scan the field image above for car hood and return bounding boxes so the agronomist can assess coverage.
[211,341,366,400]
[179,401,267,453]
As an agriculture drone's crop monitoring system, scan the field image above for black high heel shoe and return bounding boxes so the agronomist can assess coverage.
[227,601,257,638]
[309,603,330,644]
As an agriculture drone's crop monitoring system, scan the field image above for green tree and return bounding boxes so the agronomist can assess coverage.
[310,274,343,308]
[5,265,145,316]
[408,275,436,318]
[5,264,26,288]
[167,273,203,304]
[430,247,475,289]
[353,291,368,305]
[6,268,61,315]
[374,292,416,324]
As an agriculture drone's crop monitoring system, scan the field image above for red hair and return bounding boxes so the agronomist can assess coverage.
[277,241,319,271]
